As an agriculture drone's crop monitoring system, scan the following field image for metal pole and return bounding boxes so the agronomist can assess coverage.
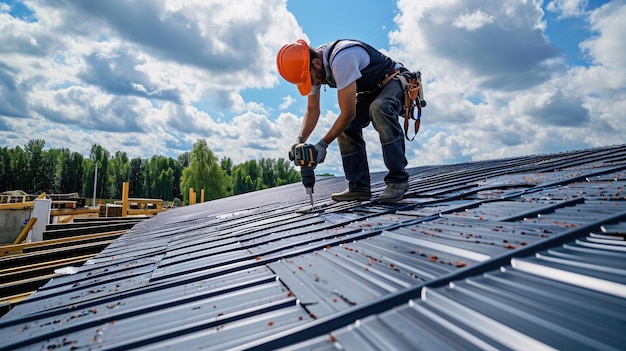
[93,163,98,206]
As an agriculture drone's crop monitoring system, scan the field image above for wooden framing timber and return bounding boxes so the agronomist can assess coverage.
[0,255,95,311]
[13,217,36,245]
[0,230,126,257]
[0,240,116,269]
[43,222,139,240]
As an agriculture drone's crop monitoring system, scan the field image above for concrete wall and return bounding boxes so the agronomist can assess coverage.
[0,209,31,244]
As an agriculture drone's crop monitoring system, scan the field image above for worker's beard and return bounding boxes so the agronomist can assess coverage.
[312,67,326,85]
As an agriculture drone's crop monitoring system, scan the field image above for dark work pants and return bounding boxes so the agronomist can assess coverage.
[337,79,409,191]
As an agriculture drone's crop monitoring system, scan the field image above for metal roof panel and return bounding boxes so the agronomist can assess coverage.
[2,145,626,351]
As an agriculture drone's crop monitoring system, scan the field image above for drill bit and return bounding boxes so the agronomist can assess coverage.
[300,163,316,208]
[304,186,314,208]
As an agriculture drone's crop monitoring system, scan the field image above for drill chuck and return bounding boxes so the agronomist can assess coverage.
[300,166,315,192]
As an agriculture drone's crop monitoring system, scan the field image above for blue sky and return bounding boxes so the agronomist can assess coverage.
[0,0,624,178]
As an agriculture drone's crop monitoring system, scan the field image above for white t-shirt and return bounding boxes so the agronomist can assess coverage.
[309,44,370,95]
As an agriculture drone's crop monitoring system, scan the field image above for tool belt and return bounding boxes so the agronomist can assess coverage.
[379,68,426,141]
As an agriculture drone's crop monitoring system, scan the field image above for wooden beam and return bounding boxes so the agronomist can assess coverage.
[126,209,162,216]
[122,181,129,218]
[0,255,94,277]
[0,230,125,257]
[2,291,35,306]
[58,215,75,224]
[13,217,36,244]
[0,241,115,270]
[0,255,95,303]
[50,207,100,217]
[0,255,94,286]
[51,200,77,209]
[44,222,136,240]
[189,187,196,205]
[0,202,34,210]
[0,273,57,297]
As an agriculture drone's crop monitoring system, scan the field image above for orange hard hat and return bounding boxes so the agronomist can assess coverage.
[276,39,312,96]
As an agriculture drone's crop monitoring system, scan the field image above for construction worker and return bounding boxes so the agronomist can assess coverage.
[277,39,410,203]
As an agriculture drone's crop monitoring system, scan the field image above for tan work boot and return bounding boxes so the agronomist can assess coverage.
[377,182,409,203]
[331,188,372,202]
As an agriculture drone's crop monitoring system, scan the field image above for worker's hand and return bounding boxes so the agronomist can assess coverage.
[314,140,328,164]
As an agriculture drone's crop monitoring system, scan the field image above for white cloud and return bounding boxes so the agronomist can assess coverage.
[0,0,623,180]
[581,1,626,70]
[453,10,495,31]
[0,0,304,160]
[279,95,295,110]
[381,0,625,166]
[547,0,589,18]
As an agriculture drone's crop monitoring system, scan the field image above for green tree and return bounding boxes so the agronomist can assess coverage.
[60,149,84,193]
[25,139,46,193]
[230,158,300,195]
[180,139,229,204]
[10,146,28,192]
[220,157,233,176]
[85,144,111,200]
[232,160,260,195]
[157,167,174,201]
[231,165,254,195]
[143,154,178,200]
[129,157,144,197]
[59,148,72,193]
[82,159,94,201]
[178,152,190,168]
[0,147,12,191]
[41,148,61,193]
[146,155,169,199]
[274,158,300,186]
[109,151,130,199]
[259,158,276,189]
[0,138,302,200]
[219,157,234,194]
[170,157,183,201]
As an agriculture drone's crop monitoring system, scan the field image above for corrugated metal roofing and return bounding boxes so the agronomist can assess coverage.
[1,144,625,350]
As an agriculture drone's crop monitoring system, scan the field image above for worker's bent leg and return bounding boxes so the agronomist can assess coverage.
[370,80,409,184]
[337,111,371,191]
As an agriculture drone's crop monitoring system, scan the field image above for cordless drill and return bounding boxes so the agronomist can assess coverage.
[289,144,317,207]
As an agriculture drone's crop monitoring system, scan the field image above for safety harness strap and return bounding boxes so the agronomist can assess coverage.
[396,73,423,141]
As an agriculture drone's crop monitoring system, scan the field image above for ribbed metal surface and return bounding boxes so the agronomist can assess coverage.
[0,145,625,351]
[282,221,626,351]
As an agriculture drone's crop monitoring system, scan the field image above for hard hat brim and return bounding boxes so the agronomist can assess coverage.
[296,75,312,96]
[295,39,311,96]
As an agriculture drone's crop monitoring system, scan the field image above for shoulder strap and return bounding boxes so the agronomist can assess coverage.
[326,40,341,58]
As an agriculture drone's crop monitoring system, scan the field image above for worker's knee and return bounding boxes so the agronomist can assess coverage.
[337,131,365,157]
[370,104,403,143]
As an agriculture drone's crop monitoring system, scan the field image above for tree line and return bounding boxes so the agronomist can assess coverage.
[0,138,302,205]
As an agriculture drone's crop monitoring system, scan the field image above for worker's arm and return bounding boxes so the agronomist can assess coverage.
[321,81,357,144]
[299,92,321,141]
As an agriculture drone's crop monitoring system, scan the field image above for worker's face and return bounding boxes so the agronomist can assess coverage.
[310,58,325,85]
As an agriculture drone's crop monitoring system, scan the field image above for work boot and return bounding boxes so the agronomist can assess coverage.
[377,182,409,203]
[331,188,372,202]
